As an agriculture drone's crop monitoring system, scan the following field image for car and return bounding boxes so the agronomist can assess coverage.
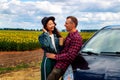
[74,25,120,80]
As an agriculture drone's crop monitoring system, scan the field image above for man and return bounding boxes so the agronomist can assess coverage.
[46,16,83,80]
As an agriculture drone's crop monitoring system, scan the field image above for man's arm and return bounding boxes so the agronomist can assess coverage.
[46,37,82,61]
[46,53,56,59]
[55,38,82,61]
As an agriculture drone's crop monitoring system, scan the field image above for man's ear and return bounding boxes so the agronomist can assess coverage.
[72,23,76,28]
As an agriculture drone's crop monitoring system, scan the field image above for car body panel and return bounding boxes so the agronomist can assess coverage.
[74,55,120,80]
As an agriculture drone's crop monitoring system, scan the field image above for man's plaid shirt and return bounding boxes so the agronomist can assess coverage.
[55,30,82,71]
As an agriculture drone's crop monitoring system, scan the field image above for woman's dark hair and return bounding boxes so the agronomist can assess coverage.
[52,27,62,38]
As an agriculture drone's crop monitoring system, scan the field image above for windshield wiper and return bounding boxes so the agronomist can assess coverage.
[100,52,120,56]
[116,52,120,54]
[81,51,98,55]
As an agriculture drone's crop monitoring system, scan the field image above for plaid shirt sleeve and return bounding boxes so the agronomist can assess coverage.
[55,35,82,62]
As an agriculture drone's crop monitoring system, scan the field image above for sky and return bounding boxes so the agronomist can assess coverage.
[0,0,120,31]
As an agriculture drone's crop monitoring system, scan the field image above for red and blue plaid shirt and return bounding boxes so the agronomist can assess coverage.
[55,30,82,71]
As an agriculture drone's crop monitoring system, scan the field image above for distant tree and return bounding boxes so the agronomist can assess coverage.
[3,28,24,30]
[81,29,98,32]
[61,29,66,32]
[40,29,43,31]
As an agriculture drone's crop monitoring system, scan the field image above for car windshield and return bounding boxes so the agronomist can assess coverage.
[81,28,120,55]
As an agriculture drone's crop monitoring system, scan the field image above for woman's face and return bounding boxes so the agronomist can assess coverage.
[46,20,55,32]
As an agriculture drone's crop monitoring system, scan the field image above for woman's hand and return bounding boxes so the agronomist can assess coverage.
[43,28,47,33]
[59,37,64,46]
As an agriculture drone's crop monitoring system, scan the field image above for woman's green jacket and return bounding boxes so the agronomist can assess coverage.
[38,32,61,80]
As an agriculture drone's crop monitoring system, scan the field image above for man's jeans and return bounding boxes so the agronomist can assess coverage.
[47,68,64,80]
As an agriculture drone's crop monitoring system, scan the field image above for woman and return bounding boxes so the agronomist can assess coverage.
[38,16,62,80]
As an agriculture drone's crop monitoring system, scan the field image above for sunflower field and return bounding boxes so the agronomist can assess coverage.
[0,30,94,51]
[0,30,42,51]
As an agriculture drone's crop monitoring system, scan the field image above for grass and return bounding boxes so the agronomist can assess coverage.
[0,63,29,74]
[0,62,41,74]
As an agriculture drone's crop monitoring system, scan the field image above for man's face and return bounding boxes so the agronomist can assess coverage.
[64,18,73,32]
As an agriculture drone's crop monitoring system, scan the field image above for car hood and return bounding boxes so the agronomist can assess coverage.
[76,55,120,80]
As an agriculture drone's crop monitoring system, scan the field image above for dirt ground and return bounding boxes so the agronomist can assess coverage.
[0,49,44,80]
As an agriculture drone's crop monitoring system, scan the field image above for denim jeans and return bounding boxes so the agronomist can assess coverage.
[47,68,64,80]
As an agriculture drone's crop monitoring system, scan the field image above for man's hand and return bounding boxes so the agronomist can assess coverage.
[46,53,56,59]
[43,28,47,33]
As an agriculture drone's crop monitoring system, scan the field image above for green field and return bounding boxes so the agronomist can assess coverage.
[0,30,94,51]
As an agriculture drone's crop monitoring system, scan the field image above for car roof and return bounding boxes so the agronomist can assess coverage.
[103,25,120,29]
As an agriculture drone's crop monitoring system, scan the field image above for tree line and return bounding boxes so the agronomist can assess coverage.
[0,28,41,31]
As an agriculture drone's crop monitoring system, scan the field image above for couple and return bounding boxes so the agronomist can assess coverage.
[38,16,83,80]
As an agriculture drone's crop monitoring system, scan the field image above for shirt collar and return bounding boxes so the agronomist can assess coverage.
[68,30,78,37]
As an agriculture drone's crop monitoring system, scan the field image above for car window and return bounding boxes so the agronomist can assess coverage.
[81,29,120,55]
